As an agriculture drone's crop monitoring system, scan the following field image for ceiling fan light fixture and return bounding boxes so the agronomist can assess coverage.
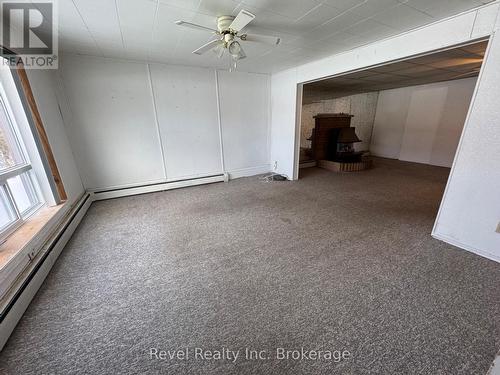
[213,44,225,59]
[175,9,279,71]
[228,41,241,57]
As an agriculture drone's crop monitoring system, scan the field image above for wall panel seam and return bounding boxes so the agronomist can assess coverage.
[147,64,168,180]
[214,70,226,173]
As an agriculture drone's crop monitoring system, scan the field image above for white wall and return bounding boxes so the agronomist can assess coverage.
[22,70,85,204]
[218,71,271,175]
[370,78,477,167]
[150,65,222,180]
[300,92,379,151]
[368,88,411,159]
[59,55,271,190]
[60,56,165,190]
[270,69,298,179]
[433,28,500,262]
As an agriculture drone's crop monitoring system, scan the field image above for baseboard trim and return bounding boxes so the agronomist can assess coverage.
[92,174,226,201]
[299,161,316,168]
[0,193,92,350]
[89,166,272,200]
[227,165,271,180]
[432,232,500,263]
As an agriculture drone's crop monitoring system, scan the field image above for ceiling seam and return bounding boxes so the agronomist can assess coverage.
[69,0,105,57]
[148,0,160,61]
[114,0,126,50]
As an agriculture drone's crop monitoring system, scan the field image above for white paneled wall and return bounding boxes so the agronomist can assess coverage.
[217,71,270,175]
[149,65,222,180]
[370,78,477,167]
[60,56,165,190]
[368,88,411,159]
[399,85,448,164]
[59,54,271,191]
[25,70,85,203]
[270,69,299,179]
[429,80,480,167]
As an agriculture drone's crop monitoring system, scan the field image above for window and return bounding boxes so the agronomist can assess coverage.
[0,95,43,243]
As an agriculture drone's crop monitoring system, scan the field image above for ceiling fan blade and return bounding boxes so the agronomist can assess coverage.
[229,10,255,32]
[239,33,280,45]
[174,20,218,33]
[193,39,223,55]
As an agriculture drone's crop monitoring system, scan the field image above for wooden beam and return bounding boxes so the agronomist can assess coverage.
[14,63,67,202]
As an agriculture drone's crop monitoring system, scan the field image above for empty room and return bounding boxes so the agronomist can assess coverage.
[0,0,499,374]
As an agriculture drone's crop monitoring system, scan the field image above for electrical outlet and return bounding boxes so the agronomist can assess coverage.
[273,161,278,171]
[496,222,500,234]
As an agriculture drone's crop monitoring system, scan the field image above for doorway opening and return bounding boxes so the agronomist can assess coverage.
[297,40,487,180]
[294,40,489,240]
[297,40,488,229]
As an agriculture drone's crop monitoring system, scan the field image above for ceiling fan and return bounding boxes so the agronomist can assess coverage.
[175,10,280,70]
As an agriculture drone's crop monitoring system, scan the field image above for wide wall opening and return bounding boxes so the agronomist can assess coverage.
[299,40,486,172]
[296,41,486,220]
[295,40,487,241]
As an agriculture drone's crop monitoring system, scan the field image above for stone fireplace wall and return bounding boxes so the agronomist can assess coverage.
[300,92,379,151]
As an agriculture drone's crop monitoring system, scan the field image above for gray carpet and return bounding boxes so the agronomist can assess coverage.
[1,158,499,374]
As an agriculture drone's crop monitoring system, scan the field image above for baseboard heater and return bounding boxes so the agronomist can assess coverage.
[92,174,227,201]
[0,193,92,350]
[0,174,226,349]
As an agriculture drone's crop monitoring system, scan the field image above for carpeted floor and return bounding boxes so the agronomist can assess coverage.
[1,159,499,374]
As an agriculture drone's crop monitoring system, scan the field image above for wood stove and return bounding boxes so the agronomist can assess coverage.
[311,113,353,161]
[311,113,371,172]
[335,127,363,162]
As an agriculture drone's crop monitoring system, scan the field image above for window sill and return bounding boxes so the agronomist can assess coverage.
[0,204,64,273]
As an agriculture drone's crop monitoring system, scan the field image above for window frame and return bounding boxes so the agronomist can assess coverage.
[0,93,43,243]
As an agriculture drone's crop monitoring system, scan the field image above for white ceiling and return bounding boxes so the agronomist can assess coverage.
[50,0,493,73]
[303,40,487,103]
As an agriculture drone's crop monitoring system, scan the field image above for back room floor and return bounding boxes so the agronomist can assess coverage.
[1,158,499,374]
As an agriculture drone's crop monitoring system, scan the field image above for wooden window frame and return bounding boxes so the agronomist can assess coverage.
[13,64,67,202]
[0,47,67,203]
